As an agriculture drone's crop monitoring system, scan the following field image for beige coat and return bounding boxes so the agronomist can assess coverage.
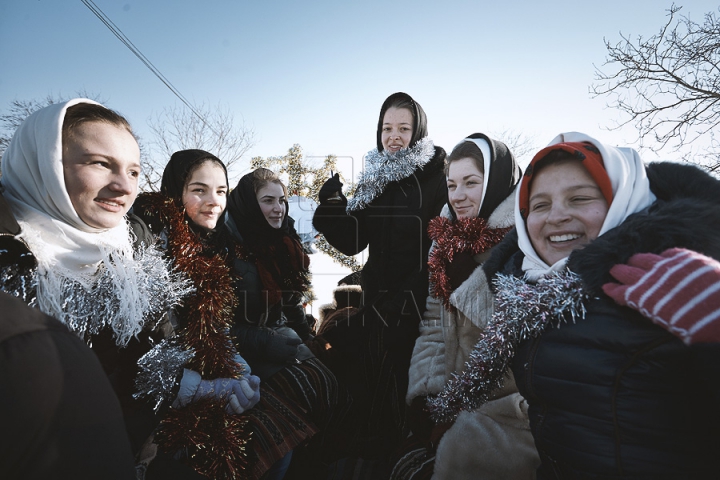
[406,194,540,479]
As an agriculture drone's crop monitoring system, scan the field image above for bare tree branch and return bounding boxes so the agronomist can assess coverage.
[145,102,255,191]
[592,4,720,169]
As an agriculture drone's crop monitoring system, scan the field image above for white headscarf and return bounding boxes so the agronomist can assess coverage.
[516,132,656,281]
[0,99,159,344]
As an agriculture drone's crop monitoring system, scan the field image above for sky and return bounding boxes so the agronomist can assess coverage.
[1,0,717,308]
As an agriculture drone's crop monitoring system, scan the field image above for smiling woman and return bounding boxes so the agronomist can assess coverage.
[62,121,141,229]
[0,99,191,477]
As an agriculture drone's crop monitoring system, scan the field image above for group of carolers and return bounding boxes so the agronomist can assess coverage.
[1,93,719,480]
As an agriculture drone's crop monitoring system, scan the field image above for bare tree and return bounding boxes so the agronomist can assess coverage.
[592,4,720,171]
[491,128,539,167]
[145,102,255,190]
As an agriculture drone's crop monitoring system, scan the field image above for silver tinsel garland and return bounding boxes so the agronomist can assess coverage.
[134,339,195,411]
[346,137,435,212]
[0,243,193,347]
[427,270,589,423]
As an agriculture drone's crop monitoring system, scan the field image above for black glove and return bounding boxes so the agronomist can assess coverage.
[318,173,345,204]
[265,332,302,364]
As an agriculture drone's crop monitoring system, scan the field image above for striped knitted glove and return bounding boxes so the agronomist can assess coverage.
[602,248,720,345]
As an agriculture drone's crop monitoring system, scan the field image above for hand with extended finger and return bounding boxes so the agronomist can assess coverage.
[318,173,345,204]
[602,247,720,345]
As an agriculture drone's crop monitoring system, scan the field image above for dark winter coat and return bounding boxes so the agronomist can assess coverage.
[484,162,720,479]
[313,146,448,322]
[0,291,136,480]
[225,215,314,380]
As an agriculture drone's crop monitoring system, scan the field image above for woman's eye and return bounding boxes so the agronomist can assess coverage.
[129,170,140,178]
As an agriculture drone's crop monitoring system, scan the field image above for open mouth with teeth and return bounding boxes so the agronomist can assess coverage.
[549,233,582,243]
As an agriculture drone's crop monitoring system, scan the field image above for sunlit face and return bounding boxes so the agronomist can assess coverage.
[256,182,286,229]
[381,107,413,153]
[62,121,141,229]
[182,161,228,230]
[526,160,609,265]
[447,157,484,219]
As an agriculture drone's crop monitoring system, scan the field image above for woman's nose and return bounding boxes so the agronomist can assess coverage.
[109,173,134,195]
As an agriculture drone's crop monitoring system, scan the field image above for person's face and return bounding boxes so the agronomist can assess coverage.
[62,121,141,229]
[526,160,609,265]
[381,107,413,153]
[256,182,286,229]
[182,161,228,230]
[447,157,484,219]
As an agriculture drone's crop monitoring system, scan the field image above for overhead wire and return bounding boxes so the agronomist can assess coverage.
[80,0,214,132]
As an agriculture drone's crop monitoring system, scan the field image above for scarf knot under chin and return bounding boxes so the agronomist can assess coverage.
[427,216,511,310]
[347,136,436,212]
[426,270,588,423]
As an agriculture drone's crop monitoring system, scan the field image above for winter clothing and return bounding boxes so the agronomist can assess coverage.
[224,169,314,379]
[313,92,448,458]
[482,133,720,479]
[224,168,349,472]
[0,291,136,480]
[133,152,318,480]
[397,134,538,479]
[0,100,191,470]
[603,247,720,345]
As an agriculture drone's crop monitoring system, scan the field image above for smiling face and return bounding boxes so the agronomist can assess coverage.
[447,157,484,219]
[256,182,286,229]
[381,107,413,153]
[526,159,609,265]
[182,161,228,230]
[62,121,141,229]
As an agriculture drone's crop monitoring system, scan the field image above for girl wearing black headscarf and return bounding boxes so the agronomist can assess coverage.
[224,167,347,475]
[133,152,316,480]
[312,92,448,459]
[392,134,539,479]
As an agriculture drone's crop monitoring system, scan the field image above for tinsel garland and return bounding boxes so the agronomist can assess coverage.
[0,237,193,347]
[347,137,435,212]
[426,270,588,424]
[135,193,250,479]
[427,216,511,310]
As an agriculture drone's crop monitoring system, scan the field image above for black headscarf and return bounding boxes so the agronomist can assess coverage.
[160,149,228,202]
[450,133,521,221]
[226,169,309,301]
[227,169,295,245]
[376,92,429,152]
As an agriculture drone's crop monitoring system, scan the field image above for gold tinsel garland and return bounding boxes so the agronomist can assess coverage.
[137,193,250,479]
[427,216,511,310]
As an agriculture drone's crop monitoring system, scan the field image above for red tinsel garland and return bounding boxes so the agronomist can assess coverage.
[427,216,511,310]
[138,193,250,479]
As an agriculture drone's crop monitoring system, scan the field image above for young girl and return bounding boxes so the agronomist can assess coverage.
[395,134,538,479]
[0,99,190,476]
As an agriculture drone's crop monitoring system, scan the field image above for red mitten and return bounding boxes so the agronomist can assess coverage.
[603,248,720,345]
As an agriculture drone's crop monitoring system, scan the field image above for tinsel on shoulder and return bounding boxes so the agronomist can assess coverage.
[426,270,589,424]
[427,216,511,310]
[133,192,250,479]
[0,226,193,347]
[347,137,436,212]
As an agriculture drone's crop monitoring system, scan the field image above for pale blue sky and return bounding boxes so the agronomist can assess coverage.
[2,0,717,305]
[3,0,717,177]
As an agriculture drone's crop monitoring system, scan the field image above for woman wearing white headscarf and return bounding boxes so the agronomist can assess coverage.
[0,99,192,477]
[429,132,720,478]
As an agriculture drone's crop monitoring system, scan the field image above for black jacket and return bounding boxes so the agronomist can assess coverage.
[313,146,447,321]
[224,216,314,380]
[484,162,720,479]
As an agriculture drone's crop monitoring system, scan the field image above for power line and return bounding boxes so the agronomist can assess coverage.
[80,0,212,130]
